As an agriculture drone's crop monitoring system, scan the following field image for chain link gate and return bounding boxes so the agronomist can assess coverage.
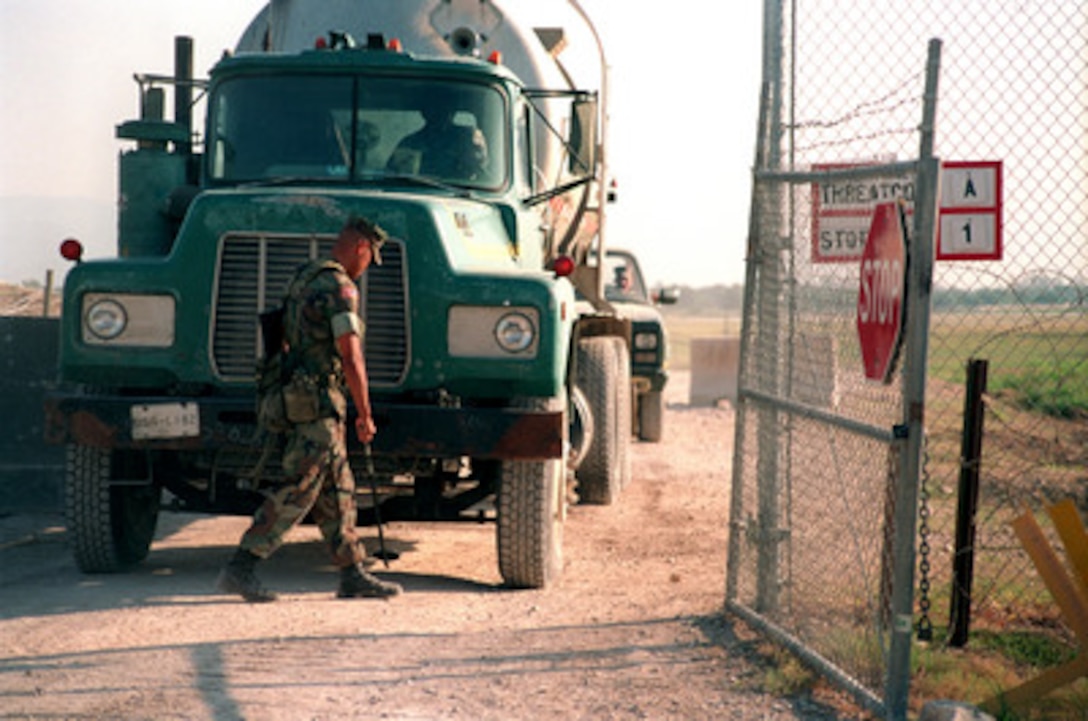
[727,0,1088,716]
[725,3,943,713]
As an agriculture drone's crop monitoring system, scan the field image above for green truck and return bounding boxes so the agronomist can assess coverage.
[595,248,679,444]
[45,0,647,589]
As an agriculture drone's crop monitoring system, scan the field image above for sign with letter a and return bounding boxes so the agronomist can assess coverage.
[938,161,1003,261]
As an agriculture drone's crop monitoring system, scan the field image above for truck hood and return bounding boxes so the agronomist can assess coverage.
[190,187,521,275]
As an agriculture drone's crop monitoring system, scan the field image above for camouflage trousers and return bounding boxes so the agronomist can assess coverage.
[240,417,364,568]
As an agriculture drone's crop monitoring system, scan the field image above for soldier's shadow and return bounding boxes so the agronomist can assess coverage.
[244,531,500,595]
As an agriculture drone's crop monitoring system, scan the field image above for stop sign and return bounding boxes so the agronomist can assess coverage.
[857,201,907,383]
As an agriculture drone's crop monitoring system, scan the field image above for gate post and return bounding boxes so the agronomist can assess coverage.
[885,38,943,721]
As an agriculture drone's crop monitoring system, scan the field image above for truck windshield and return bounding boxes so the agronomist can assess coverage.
[602,251,650,303]
[208,75,507,189]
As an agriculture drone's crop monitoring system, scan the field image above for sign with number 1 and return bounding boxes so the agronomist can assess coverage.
[937,161,1003,261]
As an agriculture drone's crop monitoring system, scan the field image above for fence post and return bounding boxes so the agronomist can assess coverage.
[753,0,787,615]
[885,38,942,721]
[42,269,54,317]
[948,358,988,647]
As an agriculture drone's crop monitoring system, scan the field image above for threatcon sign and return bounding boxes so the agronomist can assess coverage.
[812,160,1002,264]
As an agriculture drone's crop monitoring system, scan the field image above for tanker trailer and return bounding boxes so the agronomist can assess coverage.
[46,0,632,589]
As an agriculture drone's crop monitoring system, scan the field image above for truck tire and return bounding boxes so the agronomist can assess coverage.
[576,337,623,504]
[497,456,564,589]
[638,390,665,443]
[611,337,633,489]
[496,396,565,589]
[66,445,160,573]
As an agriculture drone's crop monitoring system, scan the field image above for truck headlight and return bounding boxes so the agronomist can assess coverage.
[634,331,659,350]
[494,312,535,353]
[85,299,127,340]
[81,293,175,347]
[448,306,539,358]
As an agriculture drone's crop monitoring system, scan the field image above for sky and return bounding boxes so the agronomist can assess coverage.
[0,0,761,288]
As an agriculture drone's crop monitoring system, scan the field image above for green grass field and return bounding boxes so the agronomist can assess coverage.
[928,309,1088,419]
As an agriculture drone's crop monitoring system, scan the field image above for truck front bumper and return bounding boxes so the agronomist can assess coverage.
[632,367,669,394]
[44,393,564,460]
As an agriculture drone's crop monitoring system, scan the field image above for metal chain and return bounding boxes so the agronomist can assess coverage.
[916,433,933,641]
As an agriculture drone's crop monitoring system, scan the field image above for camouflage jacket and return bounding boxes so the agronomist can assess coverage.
[282,259,363,418]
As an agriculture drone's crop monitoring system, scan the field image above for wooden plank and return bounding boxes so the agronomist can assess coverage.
[983,505,1088,712]
[1048,499,1088,604]
[984,656,1088,713]
[1011,507,1088,645]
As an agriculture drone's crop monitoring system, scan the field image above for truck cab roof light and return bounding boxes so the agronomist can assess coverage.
[488,50,503,65]
[315,36,328,49]
[388,37,403,52]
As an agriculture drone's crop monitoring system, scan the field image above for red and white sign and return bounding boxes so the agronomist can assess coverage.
[811,163,915,263]
[857,202,907,383]
[937,160,1003,261]
[812,160,1003,264]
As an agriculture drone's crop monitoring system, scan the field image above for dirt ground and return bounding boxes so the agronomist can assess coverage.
[0,372,867,720]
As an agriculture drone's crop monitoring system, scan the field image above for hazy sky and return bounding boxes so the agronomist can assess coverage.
[0,0,761,287]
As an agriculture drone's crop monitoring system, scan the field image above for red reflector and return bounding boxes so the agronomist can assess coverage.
[60,238,83,263]
[553,255,575,277]
[389,38,402,52]
[315,36,328,49]
[488,50,502,65]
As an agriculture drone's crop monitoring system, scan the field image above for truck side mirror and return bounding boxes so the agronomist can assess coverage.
[569,96,597,175]
[654,286,681,306]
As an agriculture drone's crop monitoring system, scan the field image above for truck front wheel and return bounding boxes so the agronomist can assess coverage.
[66,445,160,573]
[495,396,566,589]
[638,390,665,443]
[496,456,564,589]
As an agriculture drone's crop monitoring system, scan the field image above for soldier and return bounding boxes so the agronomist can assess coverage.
[216,215,403,602]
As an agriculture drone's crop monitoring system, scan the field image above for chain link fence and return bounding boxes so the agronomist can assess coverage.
[729,1,1087,718]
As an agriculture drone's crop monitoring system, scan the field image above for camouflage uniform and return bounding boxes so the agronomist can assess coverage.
[239,260,365,569]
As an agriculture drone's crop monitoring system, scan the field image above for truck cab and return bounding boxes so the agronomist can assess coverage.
[599,249,678,442]
[46,0,631,591]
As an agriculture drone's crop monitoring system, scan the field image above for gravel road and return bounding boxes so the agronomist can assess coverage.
[0,372,866,720]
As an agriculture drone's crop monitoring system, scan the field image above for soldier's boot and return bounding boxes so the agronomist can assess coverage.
[216,548,277,603]
[337,563,402,599]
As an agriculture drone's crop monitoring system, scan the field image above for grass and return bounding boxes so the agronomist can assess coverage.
[990,358,1088,419]
[762,644,818,696]
[927,312,1088,420]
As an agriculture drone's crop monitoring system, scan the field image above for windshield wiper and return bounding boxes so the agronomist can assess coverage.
[237,176,339,188]
[230,173,476,199]
[367,173,474,199]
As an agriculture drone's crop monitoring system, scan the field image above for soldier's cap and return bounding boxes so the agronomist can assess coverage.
[345,215,387,265]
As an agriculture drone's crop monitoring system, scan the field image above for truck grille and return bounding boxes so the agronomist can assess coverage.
[212,233,409,386]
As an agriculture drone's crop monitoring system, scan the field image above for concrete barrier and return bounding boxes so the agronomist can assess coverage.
[790,332,839,409]
[688,333,839,409]
[0,317,64,511]
[689,336,739,406]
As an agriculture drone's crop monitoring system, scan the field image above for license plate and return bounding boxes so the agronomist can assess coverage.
[131,402,200,440]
